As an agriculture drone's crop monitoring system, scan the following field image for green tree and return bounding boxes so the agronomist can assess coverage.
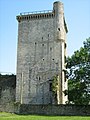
[67,37,90,105]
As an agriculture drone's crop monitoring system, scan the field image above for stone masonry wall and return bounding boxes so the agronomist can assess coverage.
[17,104,90,116]
[16,1,68,104]
[0,75,16,112]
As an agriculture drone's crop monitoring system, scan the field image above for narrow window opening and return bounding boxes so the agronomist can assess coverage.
[49,83,52,91]
[39,77,40,80]
[64,72,66,82]
[58,28,60,31]
[64,56,66,63]
[50,47,52,51]
[64,43,67,48]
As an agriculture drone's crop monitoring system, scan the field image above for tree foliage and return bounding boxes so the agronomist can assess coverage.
[67,37,90,105]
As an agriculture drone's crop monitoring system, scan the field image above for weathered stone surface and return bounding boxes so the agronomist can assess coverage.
[17,104,90,116]
[16,1,68,104]
[0,75,16,112]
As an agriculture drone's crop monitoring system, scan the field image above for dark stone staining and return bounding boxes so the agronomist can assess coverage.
[0,74,16,90]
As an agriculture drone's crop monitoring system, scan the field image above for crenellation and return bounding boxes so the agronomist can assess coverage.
[17,13,55,22]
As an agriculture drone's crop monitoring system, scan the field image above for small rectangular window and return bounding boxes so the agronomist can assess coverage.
[49,83,52,91]
[64,43,67,48]
[58,28,60,31]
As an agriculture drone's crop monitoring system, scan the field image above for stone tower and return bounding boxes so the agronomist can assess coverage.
[16,1,68,104]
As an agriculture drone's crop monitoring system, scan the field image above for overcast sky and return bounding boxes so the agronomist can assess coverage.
[0,0,90,74]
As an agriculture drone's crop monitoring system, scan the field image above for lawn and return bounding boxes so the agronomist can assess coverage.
[0,112,90,120]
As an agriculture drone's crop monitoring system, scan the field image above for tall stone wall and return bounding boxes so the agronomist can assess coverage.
[16,17,55,104]
[16,1,68,104]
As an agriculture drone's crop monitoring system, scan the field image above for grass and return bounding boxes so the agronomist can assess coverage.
[0,112,90,120]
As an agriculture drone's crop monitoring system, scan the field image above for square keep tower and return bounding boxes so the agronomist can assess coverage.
[16,1,68,104]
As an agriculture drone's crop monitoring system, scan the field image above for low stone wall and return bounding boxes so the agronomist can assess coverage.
[0,103,90,116]
[0,103,14,113]
[17,104,90,116]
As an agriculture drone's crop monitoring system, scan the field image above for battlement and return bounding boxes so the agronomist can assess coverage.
[20,10,53,15]
[16,10,54,22]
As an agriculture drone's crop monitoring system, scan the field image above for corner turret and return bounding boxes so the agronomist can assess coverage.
[53,1,68,41]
